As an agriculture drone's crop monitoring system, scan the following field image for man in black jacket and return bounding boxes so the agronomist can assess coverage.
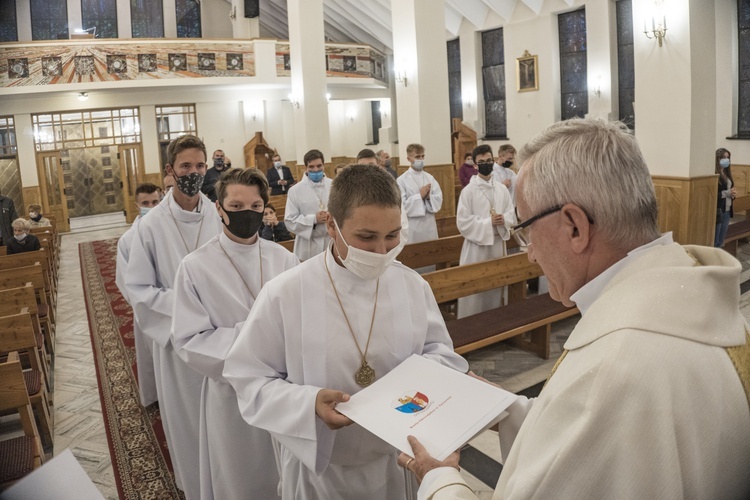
[201,149,228,202]
[267,154,296,195]
[0,191,18,247]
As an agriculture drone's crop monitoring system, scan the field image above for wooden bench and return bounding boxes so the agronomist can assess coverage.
[0,250,56,304]
[422,252,579,358]
[398,234,520,271]
[436,216,458,238]
[722,218,750,256]
[268,194,288,219]
[0,265,54,328]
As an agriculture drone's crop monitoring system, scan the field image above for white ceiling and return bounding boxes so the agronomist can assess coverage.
[255,0,576,53]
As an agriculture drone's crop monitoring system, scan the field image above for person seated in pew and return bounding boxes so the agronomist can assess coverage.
[7,218,41,255]
[115,182,163,409]
[260,203,293,243]
[458,152,477,188]
[172,167,298,499]
[399,118,750,500]
[456,144,516,318]
[26,204,51,228]
[223,164,468,500]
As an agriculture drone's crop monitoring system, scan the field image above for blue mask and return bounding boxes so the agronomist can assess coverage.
[412,160,424,170]
[139,206,153,217]
[308,170,325,182]
[719,158,730,169]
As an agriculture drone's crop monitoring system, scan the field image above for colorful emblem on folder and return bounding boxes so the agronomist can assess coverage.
[393,391,430,414]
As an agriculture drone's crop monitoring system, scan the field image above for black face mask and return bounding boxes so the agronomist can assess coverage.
[174,172,205,197]
[220,204,264,239]
[477,162,494,176]
[214,157,225,170]
[502,160,513,169]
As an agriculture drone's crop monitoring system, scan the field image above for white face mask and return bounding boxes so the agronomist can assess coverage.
[412,159,424,170]
[139,206,153,217]
[14,233,27,241]
[333,218,405,280]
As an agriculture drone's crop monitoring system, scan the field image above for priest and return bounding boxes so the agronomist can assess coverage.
[284,149,332,261]
[456,145,516,318]
[124,134,222,498]
[171,168,298,499]
[224,165,468,499]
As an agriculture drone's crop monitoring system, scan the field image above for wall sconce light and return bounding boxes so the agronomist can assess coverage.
[644,16,667,47]
[78,92,89,101]
[395,69,408,87]
[346,110,356,122]
[326,92,331,103]
[287,93,300,109]
[229,6,237,21]
[592,75,602,98]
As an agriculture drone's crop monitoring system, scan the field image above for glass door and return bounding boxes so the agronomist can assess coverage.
[35,151,69,232]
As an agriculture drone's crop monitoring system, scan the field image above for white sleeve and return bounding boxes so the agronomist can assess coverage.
[400,176,427,218]
[426,175,443,214]
[284,189,317,239]
[457,189,495,246]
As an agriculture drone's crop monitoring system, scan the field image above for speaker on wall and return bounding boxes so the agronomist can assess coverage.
[245,0,259,18]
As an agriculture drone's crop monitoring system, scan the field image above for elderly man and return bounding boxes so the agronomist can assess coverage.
[401,118,750,499]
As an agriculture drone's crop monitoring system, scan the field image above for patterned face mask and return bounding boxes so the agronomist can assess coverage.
[174,172,204,197]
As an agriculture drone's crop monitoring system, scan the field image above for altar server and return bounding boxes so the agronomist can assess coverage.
[284,149,332,261]
[492,144,518,203]
[172,168,298,499]
[224,164,468,500]
[456,145,516,318]
[125,135,222,498]
[115,182,161,407]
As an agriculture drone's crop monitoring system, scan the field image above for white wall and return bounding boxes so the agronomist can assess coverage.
[195,101,247,166]
[202,0,234,38]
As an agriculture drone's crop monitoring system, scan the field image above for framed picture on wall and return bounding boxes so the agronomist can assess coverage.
[516,50,539,92]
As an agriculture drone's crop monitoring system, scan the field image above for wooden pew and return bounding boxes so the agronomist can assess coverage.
[0,265,55,330]
[398,234,520,271]
[268,194,288,220]
[436,216,458,238]
[0,250,56,305]
[278,239,295,252]
[0,284,54,357]
[723,218,750,256]
[422,252,579,358]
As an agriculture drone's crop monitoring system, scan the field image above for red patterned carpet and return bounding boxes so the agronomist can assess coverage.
[80,238,181,499]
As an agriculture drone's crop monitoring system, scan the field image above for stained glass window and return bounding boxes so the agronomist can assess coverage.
[176,0,201,38]
[739,0,750,137]
[31,0,69,40]
[370,101,381,145]
[447,38,463,121]
[81,0,118,39]
[616,0,635,129]
[131,0,164,38]
[482,28,506,139]
[558,8,588,120]
[0,0,18,42]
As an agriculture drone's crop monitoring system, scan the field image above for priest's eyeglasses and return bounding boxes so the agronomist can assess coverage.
[511,205,594,247]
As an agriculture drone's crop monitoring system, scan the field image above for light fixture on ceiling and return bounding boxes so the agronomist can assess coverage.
[78,92,89,101]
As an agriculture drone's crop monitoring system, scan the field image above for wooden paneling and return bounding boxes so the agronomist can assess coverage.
[22,186,42,211]
[144,173,163,188]
[652,175,717,246]
[731,164,750,195]
[396,163,456,219]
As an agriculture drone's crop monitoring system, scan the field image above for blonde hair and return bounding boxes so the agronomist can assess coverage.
[12,218,30,230]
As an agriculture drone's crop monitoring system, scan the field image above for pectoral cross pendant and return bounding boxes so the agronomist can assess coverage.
[355,360,376,387]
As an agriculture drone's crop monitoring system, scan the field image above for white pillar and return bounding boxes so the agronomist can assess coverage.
[232,0,260,38]
[164,0,177,38]
[458,20,481,133]
[67,0,82,34]
[15,114,37,187]
[287,0,331,163]
[391,0,452,165]
[118,0,132,38]
[17,0,31,42]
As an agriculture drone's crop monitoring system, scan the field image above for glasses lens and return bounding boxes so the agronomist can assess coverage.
[511,226,531,247]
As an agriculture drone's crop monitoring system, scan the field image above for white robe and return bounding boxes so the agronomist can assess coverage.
[172,232,299,500]
[223,246,469,500]
[456,176,516,318]
[115,215,158,407]
[492,164,517,204]
[124,191,222,498]
[419,243,750,500]
[284,174,333,261]
[397,168,443,273]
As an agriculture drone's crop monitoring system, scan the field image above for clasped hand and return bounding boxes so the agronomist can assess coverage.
[315,389,354,429]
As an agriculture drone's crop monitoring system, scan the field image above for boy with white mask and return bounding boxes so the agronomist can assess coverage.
[397,143,443,273]
[224,164,468,500]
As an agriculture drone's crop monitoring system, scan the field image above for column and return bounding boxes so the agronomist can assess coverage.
[287,0,331,164]
[117,0,132,39]
[17,1,31,42]
[231,0,260,39]
[633,0,717,245]
[163,0,177,38]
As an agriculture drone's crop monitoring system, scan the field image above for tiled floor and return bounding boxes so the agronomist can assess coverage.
[4,216,749,499]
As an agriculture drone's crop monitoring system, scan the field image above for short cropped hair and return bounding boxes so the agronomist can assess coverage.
[356,148,377,161]
[12,217,30,230]
[498,144,516,155]
[167,134,207,167]
[27,204,42,213]
[328,164,401,226]
[472,144,494,163]
[135,183,160,197]
[517,118,660,248]
[215,167,269,206]
[406,143,425,156]
[304,149,325,166]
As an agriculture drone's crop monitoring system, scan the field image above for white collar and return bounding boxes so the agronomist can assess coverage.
[570,232,674,315]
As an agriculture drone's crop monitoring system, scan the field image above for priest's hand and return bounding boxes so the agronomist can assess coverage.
[399,435,460,484]
[316,389,354,429]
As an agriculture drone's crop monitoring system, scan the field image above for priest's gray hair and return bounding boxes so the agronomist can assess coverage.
[517,118,660,248]
[328,164,401,225]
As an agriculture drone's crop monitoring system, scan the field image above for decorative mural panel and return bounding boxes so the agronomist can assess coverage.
[0,158,24,216]
[275,43,387,83]
[65,146,123,217]
[197,53,215,70]
[0,41,257,87]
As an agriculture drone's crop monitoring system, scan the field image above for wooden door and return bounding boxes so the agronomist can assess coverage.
[36,151,69,233]
[118,143,146,224]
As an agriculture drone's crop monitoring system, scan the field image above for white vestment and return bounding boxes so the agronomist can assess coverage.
[397,168,443,273]
[124,191,222,498]
[223,247,469,500]
[456,176,515,318]
[171,233,298,500]
[115,215,158,407]
[491,164,517,204]
[284,174,333,261]
[420,243,750,500]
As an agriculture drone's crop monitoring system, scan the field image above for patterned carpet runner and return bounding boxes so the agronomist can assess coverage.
[80,238,181,499]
